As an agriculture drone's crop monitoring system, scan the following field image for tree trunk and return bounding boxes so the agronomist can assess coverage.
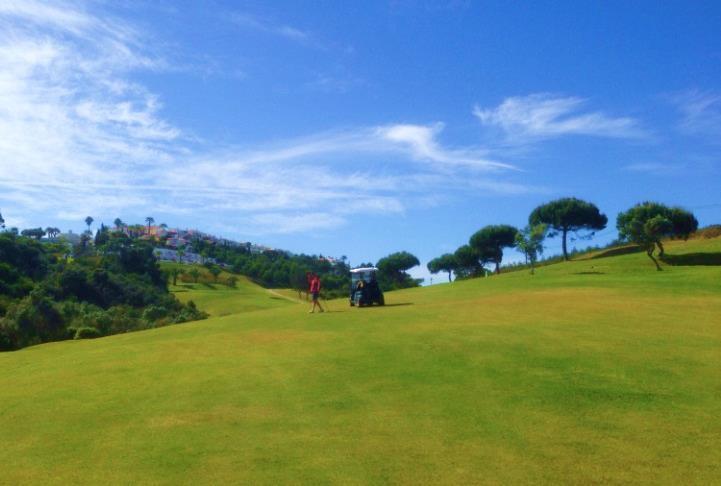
[495,261,500,274]
[647,248,662,271]
[562,227,569,261]
[656,240,665,257]
[447,271,452,282]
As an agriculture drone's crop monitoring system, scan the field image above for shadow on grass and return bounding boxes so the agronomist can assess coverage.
[344,303,413,310]
[591,245,642,259]
[660,253,721,266]
[574,271,605,275]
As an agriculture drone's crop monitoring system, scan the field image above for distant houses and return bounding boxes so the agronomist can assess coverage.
[153,248,215,265]
[34,222,340,266]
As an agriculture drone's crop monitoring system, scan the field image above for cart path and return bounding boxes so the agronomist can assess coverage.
[266,288,305,304]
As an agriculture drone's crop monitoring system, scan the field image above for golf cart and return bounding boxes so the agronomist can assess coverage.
[349,267,384,307]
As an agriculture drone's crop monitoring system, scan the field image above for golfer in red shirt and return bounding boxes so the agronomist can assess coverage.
[309,274,324,313]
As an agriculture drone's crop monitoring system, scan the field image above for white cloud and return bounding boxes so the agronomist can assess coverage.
[377,123,513,170]
[473,93,647,144]
[0,1,535,237]
[672,90,721,141]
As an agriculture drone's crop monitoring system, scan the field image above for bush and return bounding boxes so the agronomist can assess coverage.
[143,305,169,322]
[74,326,102,340]
[0,290,66,349]
[697,225,721,239]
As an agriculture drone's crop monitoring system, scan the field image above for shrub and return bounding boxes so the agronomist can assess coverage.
[697,225,721,239]
[74,326,102,340]
[143,305,169,322]
[0,290,66,348]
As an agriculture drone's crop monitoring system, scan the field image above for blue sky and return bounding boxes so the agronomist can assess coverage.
[1,0,719,282]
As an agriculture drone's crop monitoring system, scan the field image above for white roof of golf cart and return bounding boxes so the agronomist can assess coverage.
[350,267,378,273]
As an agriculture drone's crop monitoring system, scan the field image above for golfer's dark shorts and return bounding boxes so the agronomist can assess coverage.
[312,292,319,301]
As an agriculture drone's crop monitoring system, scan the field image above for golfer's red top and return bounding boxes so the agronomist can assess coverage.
[310,278,321,293]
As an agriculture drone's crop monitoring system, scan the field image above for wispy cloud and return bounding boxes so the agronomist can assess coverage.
[230,12,312,44]
[473,93,647,144]
[671,90,721,141]
[0,1,537,237]
[621,162,684,174]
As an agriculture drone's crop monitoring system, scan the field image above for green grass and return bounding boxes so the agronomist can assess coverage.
[171,278,294,317]
[2,238,721,484]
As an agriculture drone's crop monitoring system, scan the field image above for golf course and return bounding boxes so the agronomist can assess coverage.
[1,236,720,484]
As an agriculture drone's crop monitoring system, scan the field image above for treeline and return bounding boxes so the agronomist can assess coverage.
[428,198,699,280]
[186,238,353,298]
[0,231,206,351]
[188,239,422,295]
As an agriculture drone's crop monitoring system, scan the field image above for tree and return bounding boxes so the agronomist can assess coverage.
[529,198,607,261]
[469,224,519,274]
[78,232,92,254]
[113,218,124,230]
[515,224,547,274]
[84,216,94,232]
[617,202,698,268]
[169,267,184,286]
[377,251,420,289]
[208,265,221,283]
[0,211,5,230]
[188,268,201,283]
[94,224,110,247]
[453,245,483,278]
[289,265,309,299]
[176,246,186,263]
[21,228,46,240]
[427,253,457,282]
[145,217,155,236]
[226,276,238,288]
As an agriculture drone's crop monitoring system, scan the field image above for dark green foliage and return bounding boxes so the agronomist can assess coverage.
[288,264,308,298]
[94,224,110,246]
[1,289,66,349]
[453,245,483,279]
[377,251,420,290]
[0,233,207,351]
[529,198,607,260]
[427,253,457,282]
[74,326,102,340]
[21,227,46,240]
[191,238,351,298]
[0,232,49,282]
[617,202,698,269]
[469,225,519,274]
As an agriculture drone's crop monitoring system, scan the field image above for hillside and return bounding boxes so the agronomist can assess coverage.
[167,266,298,317]
[1,237,720,484]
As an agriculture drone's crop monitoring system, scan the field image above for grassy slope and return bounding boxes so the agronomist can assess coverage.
[172,279,293,317]
[1,238,721,484]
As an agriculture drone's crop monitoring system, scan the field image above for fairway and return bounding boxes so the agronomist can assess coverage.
[170,274,296,317]
[2,238,721,484]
